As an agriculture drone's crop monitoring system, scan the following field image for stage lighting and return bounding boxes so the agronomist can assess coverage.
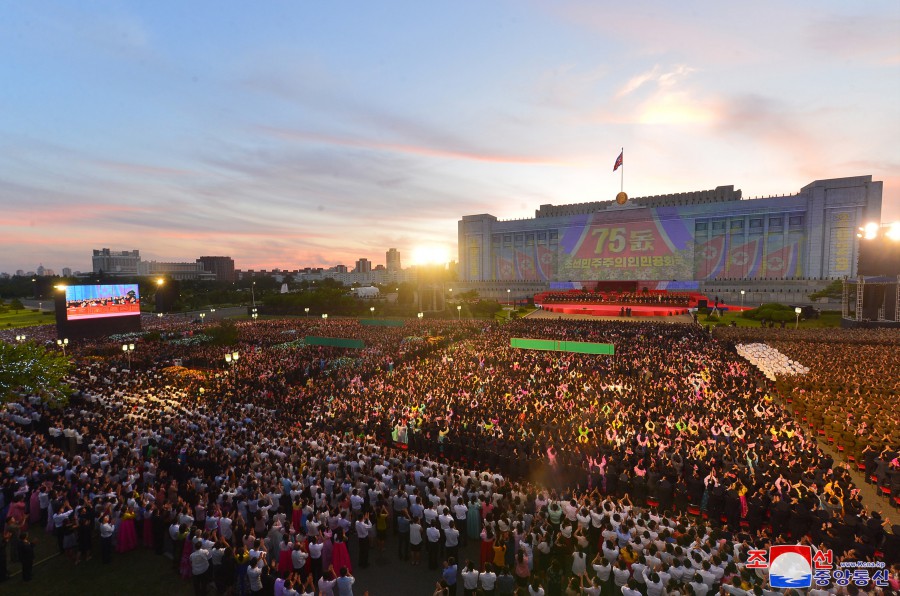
[887,222,900,242]
[863,222,879,239]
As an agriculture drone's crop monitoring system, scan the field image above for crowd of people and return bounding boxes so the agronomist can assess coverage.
[1,316,898,595]
[537,292,692,307]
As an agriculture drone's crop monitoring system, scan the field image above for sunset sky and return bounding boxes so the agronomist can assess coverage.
[2,1,899,273]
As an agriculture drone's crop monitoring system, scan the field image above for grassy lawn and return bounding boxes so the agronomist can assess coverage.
[0,309,55,329]
[701,309,842,328]
[4,526,192,596]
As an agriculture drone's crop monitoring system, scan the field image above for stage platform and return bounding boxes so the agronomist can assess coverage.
[540,303,690,317]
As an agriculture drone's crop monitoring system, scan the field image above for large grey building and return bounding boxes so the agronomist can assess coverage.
[458,176,882,282]
[92,249,141,276]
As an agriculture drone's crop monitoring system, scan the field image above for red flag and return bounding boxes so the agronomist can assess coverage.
[613,150,623,172]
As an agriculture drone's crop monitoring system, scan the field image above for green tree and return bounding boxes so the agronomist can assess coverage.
[203,319,239,346]
[9,298,24,313]
[809,279,843,300]
[0,340,71,406]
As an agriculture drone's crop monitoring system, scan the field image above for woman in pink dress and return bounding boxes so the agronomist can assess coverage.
[142,503,155,549]
[321,528,334,570]
[28,489,41,525]
[116,506,139,553]
[330,528,352,575]
[291,497,303,534]
[180,530,195,579]
[277,533,294,576]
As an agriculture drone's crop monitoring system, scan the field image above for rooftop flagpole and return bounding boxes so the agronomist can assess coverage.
[620,147,624,193]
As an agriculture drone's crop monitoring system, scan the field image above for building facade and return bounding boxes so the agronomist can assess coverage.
[139,260,217,281]
[92,249,141,276]
[458,176,883,282]
[386,248,401,272]
[355,258,372,274]
[197,256,236,282]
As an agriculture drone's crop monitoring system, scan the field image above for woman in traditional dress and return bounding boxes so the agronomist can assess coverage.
[116,504,139,553]
[330,528,352,575]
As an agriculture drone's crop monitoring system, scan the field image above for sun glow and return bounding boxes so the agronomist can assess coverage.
[410,245,450,266]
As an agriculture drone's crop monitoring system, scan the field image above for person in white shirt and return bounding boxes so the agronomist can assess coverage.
[479,563,497,593]
[643,568,666,596]
[100,516,115,564]
[190,544,212,593]
[721,577,753,596]
[612,561,631,589]
[688,573,710,596]
[247,557,264,593]
[461,560,480,595]
[444,520,460,560]
[355,513,372,568]
[317,569,338,596]
[591,551,612,584]
[308,536,324,582]
[291,542,308,574]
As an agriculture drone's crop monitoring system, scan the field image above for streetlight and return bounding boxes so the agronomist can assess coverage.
[122,343,135,368]
[417,312,424,320]
[370,306,375,317]
[740,290,745,309]
[210,308,216,314]
[157,313,163,319]
[794,307,802,329]
[322,313,328,321]
[252,313,258,321]
[56,338,68,357]
[304,307,309,318]
[15,334,25,342]
[457,305,462,320]
[199,313,206,322]
[225,351,239,380]
[251,281,256,308]
[507,288,511,307]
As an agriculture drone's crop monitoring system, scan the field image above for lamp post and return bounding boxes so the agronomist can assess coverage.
[251,281,256,308]
[507,288,511,307]
[199,313,206,323]
[740,290,745,309]
[794,306,802,329]
[457,305,462,320]
[304,307,309,318]
[224,351,239,380]
[370,306,375,318]
[122,343,134,368]
[252,313,258,321]
[417,312,424,320]
[15,334,25,342]
[155,278,165,314]
[157,313,163,319]
[322,313,328,322]
[56,338,68,357]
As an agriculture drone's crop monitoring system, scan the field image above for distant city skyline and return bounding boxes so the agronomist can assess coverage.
[2,1,898,273]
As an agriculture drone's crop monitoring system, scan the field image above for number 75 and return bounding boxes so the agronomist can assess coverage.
[592,227,626,254]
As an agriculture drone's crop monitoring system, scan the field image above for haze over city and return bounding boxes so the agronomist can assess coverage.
[2,1,898,273]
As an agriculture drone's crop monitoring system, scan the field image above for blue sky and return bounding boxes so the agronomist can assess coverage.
[2,1,898,272]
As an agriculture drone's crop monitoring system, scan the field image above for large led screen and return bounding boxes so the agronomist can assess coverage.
[65,284,141,320]
[492,206,808,282]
